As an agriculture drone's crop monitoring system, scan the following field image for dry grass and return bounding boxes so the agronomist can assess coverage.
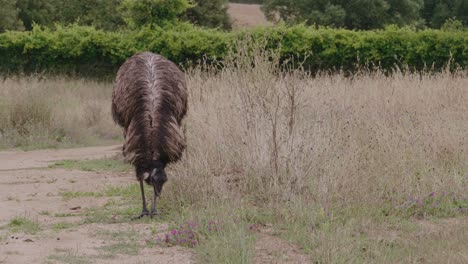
[0,46,467,262]
[164,48,467,210]
[164,48,467,262]
[0,77,120,149]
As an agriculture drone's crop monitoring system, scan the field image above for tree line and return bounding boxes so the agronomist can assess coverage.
[262,0,467,29]
[0,0,466,33]
[0,0,231,32]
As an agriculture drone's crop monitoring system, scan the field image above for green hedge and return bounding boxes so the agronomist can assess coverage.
[0,24,466,77]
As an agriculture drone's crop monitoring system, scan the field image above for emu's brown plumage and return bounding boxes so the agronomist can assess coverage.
[112,52,187,218]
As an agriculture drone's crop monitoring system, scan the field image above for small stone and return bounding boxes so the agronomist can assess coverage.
[24,239,34,242]
[57,238,60,240]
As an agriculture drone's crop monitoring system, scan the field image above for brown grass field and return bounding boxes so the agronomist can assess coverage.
[0,47,467,263]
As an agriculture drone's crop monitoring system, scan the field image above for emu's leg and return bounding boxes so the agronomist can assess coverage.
[150,173,167,217]
[133,174,149,220]
[150,183,159,217]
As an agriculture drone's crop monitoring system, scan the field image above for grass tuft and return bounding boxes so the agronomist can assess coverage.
[52,222,76,232]
[158,203,257,264]
[94,229,141,258]
[48,249,91,264]
[50,158,131,172]
[6,216,41,234]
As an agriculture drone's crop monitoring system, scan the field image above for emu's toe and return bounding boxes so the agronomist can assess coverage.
[132,210,150,220]
[149,209,159,218]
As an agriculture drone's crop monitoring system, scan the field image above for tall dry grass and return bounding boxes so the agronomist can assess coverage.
[0,77,120,149]
[165,48,467,210]
[163,50,467,262]
[156,48,466,262]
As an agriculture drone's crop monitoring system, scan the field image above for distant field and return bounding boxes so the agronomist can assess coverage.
[228,3,270,28]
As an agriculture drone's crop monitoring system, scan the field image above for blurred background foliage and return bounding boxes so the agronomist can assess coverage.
[0,0,466,33]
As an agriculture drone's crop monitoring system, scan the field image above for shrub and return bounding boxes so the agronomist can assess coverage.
[0,24,466,77]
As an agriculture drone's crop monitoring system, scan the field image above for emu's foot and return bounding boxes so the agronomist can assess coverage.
[132,210,150,220]
[149,209,159,218]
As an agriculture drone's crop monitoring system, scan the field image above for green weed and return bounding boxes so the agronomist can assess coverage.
[47,249,91,264]
[95,229,140,258]
[6,216,41,234]
[50,158,131,173]
[52,222,76,232]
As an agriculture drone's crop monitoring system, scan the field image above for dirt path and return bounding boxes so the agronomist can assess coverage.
[0,146,309,264]
[228,3,271,29]
[0,146,194,264]
[0,145,121,171]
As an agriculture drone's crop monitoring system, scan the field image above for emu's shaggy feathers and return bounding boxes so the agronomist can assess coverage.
[111,52,188,166]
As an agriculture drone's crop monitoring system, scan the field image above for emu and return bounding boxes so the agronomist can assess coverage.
[111,52,188,218]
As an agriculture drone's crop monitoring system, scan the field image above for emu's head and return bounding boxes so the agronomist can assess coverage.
[149,160,167,185]
[150,167,166,181]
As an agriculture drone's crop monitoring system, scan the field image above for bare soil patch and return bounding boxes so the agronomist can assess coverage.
[0,145,120,171]
[0,146,194,264]
[228,3,271,29]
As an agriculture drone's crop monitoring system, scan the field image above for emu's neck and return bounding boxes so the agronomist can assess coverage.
[152,160,166,170]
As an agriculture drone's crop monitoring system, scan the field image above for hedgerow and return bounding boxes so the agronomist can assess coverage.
[0,24,466,77]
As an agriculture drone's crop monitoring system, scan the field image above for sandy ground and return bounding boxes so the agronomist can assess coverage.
[0,146,194,264]
[0,146,308,264]
[228,3,271,29]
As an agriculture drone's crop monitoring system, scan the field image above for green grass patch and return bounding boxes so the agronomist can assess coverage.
[47,249,91,264]
[60,182,170,224]
[52,222,77,232]
[6,216,41,234]
[395,191,468,218]
[54,212,79,218]
[60,184,142,201]
[104,184,141,198]
[164,203,257,264]
[62,184,141,199]
[60,191,102,200]
[269,197,468,263]
[196,220,256,264]
[82,199,143,224]
[94,229,141,258]
[97,242,140,259]
[50,158,131,173]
